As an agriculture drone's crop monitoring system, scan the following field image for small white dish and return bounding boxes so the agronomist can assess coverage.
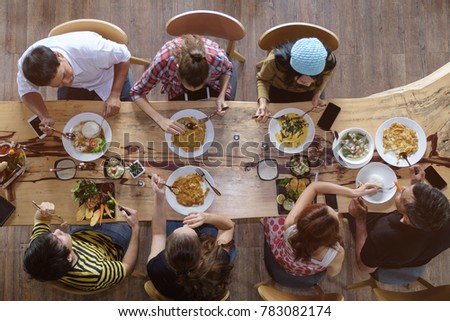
[356,162,397,204]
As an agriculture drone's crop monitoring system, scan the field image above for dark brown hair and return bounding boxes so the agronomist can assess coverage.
[288,204,341,260]
[165,232,201,273]
[176,34,209,88]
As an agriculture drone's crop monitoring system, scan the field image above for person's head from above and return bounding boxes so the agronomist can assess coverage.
[22,45,74,87]
[395,182,450,232]
[23,229,74,281]
[289,203,341,260]
[165,225,201,272]
[176,34,209,91]
[274,37,336,87]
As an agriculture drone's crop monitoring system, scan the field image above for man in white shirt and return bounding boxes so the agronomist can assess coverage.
[17,31,131,133]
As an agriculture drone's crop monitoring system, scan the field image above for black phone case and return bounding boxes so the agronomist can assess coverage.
[317,103,341,131]
[0,196,16,226]
[425,166,447,190]
[324,194,338,211]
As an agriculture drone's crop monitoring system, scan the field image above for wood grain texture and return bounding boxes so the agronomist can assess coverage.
[0,0,449,301]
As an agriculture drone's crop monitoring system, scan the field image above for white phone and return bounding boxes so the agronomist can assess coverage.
[27,115,47,139]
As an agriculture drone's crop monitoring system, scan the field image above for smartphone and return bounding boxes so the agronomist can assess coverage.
[0,196,16,226]
[27,115,47,139]
[325,194,338,211]
[424,165,447,190]
[317,102,341,131]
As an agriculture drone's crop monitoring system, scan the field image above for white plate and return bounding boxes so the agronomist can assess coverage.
[165,165,215,215]
[375,117,426,167]
[165,109,214,158]
[268,108,315,154]
[62,112,112,161]
[356,162,397,204]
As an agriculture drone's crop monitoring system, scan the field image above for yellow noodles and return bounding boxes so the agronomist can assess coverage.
[383,122,418,158]
[172,117,206,152]
[172,173,210,207]
[275,113,309,148]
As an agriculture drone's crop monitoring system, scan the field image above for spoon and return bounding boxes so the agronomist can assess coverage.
[147,175,180,194]
[399,152,412,167]
[40,125,76,141]
[180,120,198,130]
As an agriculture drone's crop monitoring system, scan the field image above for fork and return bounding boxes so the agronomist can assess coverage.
[147,175,179,194]
[198,106,230,123]
[194,168,221,196]
[252,106,315,120]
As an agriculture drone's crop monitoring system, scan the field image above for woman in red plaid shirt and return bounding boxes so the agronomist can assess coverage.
[130,35,234,134]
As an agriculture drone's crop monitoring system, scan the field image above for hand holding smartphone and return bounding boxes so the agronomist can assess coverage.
[27,115,47,139]
[317,103,341,131]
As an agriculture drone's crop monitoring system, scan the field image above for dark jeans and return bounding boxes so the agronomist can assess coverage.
[268,86,326,103]
[264,241,326,289]
[69,222,132,252]
[57,72,133,101]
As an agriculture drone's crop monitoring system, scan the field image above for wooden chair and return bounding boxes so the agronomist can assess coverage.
[144,280,230,301]
[373,284,450,301]
[257,22,339,68]
[257,284,344,301]
[165,10,246,63]
[48,18,150,68]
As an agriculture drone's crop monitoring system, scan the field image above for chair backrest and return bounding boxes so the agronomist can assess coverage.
[48,19,149,67]
[257,284,344,301]
[258,22,340,52]
[373,284,450,301]
[165,10,246,62]
[144,280,230,301]
[48,19,128,44]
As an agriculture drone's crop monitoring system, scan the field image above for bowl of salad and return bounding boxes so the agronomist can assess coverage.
[336,128,374,165]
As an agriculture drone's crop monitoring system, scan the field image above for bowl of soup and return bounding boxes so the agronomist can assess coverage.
[337,128,374,165]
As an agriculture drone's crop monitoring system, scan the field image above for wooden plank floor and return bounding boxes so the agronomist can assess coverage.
[0,0,449,301]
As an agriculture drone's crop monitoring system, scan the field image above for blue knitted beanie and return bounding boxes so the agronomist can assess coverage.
[290,38,327,76]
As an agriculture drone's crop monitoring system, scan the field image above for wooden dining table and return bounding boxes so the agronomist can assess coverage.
[1,62,449,226]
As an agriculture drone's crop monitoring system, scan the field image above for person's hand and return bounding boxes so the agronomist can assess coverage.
[312,93,326,110]
[183,212,207,228]
[35,202,55,221]
[409,165,425,184]
[104,95,121,117]
[348,197,368,220]
[255,99,271,123]
[121,206,139,229]
[355,183,381,196]
[158,117,185,135]
[39,117,55,134]
[215,98,228,116]
[150,174,166,196]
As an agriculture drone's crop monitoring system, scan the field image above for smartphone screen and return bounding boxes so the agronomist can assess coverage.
[0,196,16,226]
[424,166,447,190]
[317,103,341,131]
[27,115,46,139]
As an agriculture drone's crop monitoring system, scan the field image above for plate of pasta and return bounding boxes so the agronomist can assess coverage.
[268,108,315,154]
[165,109,214,158]
[375,117,426,167]
[62,112,112,161]
[165,165,215,215]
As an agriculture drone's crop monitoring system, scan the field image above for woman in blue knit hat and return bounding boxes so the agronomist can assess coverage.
[255,37,336,122]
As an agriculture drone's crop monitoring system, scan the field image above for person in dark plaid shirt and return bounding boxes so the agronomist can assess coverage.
[130,35,233,134]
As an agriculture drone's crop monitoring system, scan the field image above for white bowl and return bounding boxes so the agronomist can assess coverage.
[336,128,374,165]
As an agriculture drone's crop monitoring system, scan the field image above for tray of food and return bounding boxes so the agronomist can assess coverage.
[72,179,116,226]
[275,176,311,214]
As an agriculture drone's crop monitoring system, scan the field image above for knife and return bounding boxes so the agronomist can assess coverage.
[107,191,130,216]
[2,162,32,189]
